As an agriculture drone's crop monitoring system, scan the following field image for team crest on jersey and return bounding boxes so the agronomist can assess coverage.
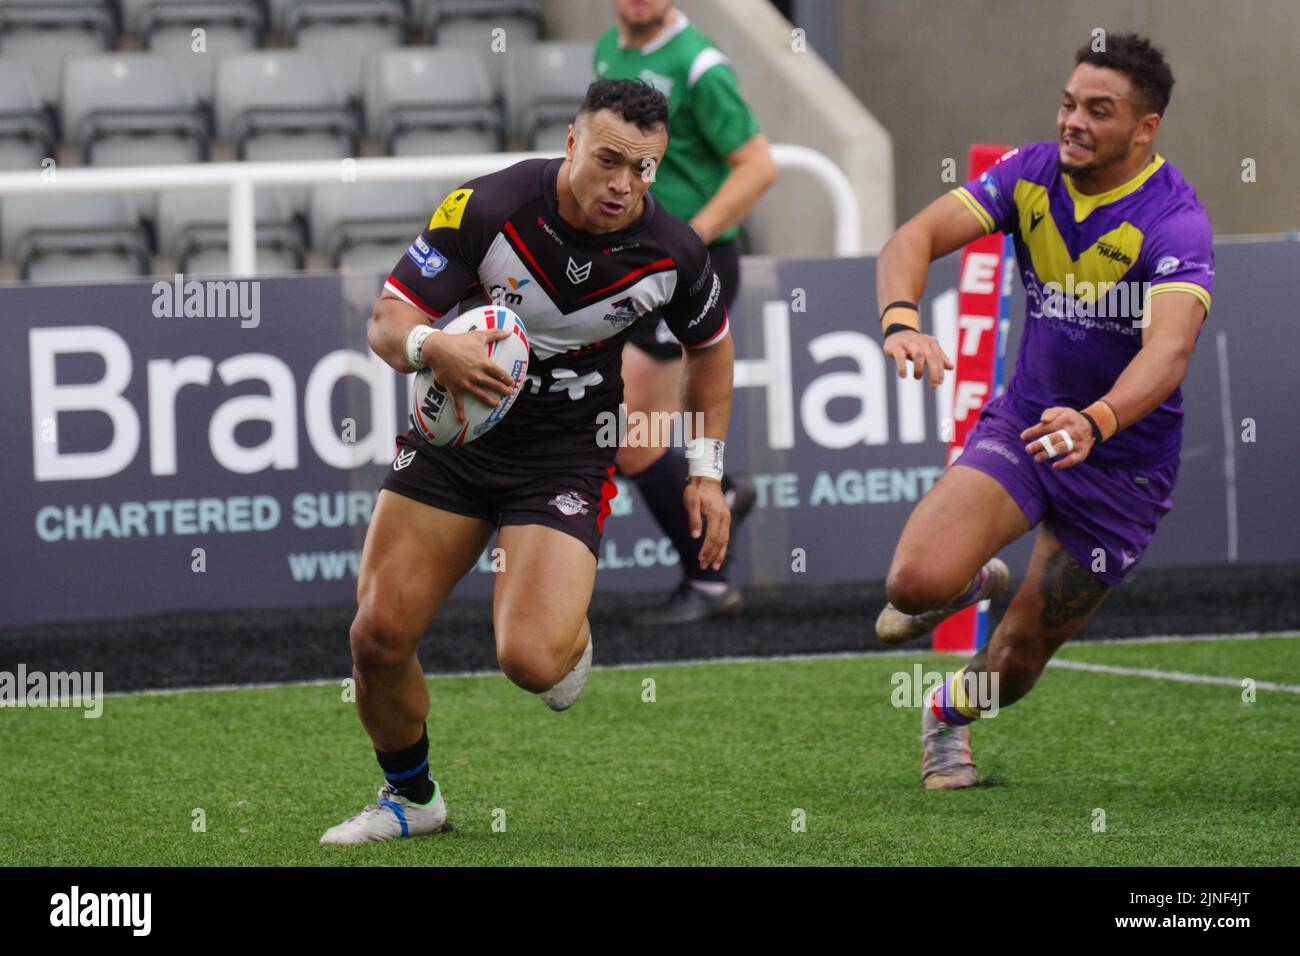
[638,68,673,97]
[429,189,473,230]
[566,257,592,283]
[392,448,417,470]
[548,491,590,516]
[602,295,644,328]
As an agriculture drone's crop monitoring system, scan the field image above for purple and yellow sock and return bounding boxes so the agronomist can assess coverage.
[949,566,988,608]
[929,667,982,726]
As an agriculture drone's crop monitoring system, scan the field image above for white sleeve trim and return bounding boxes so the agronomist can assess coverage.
[688,47,730,88]
[685,315,730,350]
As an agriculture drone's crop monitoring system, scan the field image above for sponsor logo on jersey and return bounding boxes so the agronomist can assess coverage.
[548,491,590,516]
[429,189,473,230]
[1095,241,1134,267]
[392,448,417,470]
[406,240,448,279]
[1154,255,1180,276]
[688,255,713,295]
[687,273,721,328]
[566,257,592,284]
[979,171,999,203]
[536,215,563,245]
[490,276,530,306]
[602,296,644,328]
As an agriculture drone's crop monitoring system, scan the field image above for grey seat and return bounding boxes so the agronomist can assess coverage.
[0,57,54,170]
[156,187,303,276]
[308,180,447,272]
[503,40,593,151]
[417,0,543,91]
[282,1,407,103]
[215,50,357,161]
[364,47,502,156]
[1,193,149,282]
[119,0,265,103]
[62,53,207,168]
[416,0,542,45]
[0,0,115,106]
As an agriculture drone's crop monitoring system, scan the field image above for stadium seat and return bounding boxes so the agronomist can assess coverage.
[62,53,208,167]
[417,0,543,91]
[214,51,357,161]
[416,0,542,46]
[1,193,150,282]
[156,186,303,276]
[118,0,265,103]
[281,0,407,103]
[502,40,593,151]
[308,180,446,273]
[364,48,502,156]
[0,57,54,170]
[0,0,116,106]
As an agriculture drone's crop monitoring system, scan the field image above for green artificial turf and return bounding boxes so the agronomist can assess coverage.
[2,636,1297,866]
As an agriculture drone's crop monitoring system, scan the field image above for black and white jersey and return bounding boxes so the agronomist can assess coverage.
[385,158,729,469]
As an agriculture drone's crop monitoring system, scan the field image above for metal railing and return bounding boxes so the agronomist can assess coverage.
[0,143,861,275]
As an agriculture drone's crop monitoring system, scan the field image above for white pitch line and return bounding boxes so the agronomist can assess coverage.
[90,630,1300,700]
[1048,658,1300,694]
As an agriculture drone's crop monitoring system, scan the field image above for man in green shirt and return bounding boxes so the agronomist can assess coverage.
[596,0,777,624]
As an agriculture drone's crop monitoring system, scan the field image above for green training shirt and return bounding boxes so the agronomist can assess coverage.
[594,12,761,244]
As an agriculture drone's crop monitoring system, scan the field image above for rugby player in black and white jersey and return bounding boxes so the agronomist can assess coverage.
[322,79,734,844]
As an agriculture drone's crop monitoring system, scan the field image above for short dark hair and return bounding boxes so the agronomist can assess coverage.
[577,78,669,132]
[1074,32,1175,116]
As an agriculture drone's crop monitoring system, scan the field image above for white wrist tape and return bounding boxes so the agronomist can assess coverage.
[686,438,725,481]
[1039,428,1074,459]
[405,325,436,370]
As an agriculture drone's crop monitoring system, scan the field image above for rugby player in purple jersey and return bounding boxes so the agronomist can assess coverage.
[871,34,1214,788]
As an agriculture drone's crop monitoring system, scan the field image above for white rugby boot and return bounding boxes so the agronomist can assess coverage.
[539,634,592,712]
[876,558,1010,645]
[320,782,448,845]
[921,701,978,790]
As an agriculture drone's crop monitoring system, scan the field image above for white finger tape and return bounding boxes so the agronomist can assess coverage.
[1041,428,1073,458]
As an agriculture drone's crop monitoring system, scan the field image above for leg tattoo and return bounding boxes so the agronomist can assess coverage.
[1039,548,1110,629]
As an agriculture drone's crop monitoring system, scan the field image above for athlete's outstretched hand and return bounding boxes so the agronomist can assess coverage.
[684,477,730,571]
[882,329,954,388]
[1022,407,1096,470]
[422,327,516,424]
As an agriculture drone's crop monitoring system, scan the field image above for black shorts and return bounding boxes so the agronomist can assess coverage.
[381,431,619,556]
[627,238,741,361]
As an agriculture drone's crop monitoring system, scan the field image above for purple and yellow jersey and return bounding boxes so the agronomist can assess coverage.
[950,140,1214,467]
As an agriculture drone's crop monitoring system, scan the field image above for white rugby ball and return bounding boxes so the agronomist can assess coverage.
[411,305,530,447]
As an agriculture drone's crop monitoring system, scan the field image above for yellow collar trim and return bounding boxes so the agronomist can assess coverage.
[1064,154,1165,222]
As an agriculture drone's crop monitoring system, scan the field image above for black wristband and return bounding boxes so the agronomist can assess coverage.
[884,323,918,339]
[880,300,919,323]
[1080,411,1102,444]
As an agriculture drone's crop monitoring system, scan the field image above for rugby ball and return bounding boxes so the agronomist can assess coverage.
[411,305,530,447]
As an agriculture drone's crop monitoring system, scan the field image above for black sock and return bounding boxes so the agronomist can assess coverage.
[631,452,727,584]
[376,725,435,804]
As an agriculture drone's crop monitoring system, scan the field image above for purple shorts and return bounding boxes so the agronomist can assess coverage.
[954,406,1178,586]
